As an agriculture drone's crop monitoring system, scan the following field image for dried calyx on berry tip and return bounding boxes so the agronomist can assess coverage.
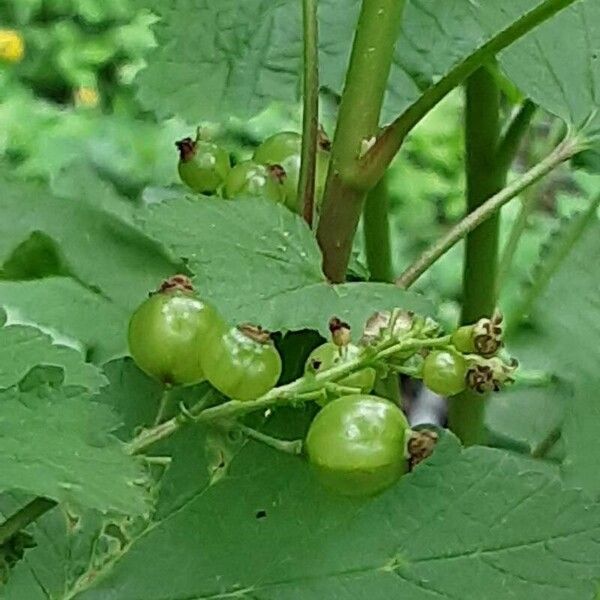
[267,163,287,184]
[156,274,194,295]
[407,429,439,471]
[453,310,504,358]
[175,137,197,162]
[466,356,518,393]
[329,317,351,347]
[238,324,274,345]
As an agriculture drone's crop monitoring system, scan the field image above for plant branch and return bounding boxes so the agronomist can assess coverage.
[0,498,57,546]
[363,174,394,282]
[359,0,578,188]
[126,335,441,455]
[316,0,405,282]
[395,136,583,289]
[299,0,319,228]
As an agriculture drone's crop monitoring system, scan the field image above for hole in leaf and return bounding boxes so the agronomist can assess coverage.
[255,509,267,520]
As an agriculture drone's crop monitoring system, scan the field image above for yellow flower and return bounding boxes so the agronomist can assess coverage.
[74,86,100,108]
[0,29,25,63]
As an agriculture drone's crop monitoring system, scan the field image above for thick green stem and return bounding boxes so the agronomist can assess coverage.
[395,137,582,289]
[0,498,57,546]
[359,0,578,187]
[455,74,530,446]
[316,0,405,282]
[299,0,319,227]
[461,67,504,325]
[363,175,393,282]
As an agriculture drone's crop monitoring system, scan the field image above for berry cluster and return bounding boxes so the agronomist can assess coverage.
[175,131,330,214]
[128,278,517,497]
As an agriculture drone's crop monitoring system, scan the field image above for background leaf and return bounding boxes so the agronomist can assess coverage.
[136,0,572,125]
[139,196,433,335]
[0,175,180,362]
[0,382,151,516]
[0,323,106,391]
[488,215,600,496]
[52,432,600,600]
[500,0,600,134]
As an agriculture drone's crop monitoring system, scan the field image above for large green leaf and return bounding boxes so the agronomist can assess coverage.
[0,278,128,364]
[489,216,600,495]
[136,0,574,124]
[31,434,600,600]
[0,494,113,600]
[0,175,180,361]
[0,382,151,516]
[138,196,433,335]
[0,323,105,392]
[500,0,600,133]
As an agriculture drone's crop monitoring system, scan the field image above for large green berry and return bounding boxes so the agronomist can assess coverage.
[128,276,223,385]
[201,324,282,401]
[306,395,409,496]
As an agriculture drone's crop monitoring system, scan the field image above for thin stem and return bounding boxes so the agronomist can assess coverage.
[531,426,561,459]
[153,386,172,426]
[0,498,57,546]
[299,0,319,228]
[496,100,537,173]
[363,175,393,282]
[235,424,304,456]
[126,335,439,455]
[359,0,578,188]
[395,137,582,289]
[316,0,405,282]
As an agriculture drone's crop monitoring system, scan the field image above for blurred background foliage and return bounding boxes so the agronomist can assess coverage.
[0,0,590,324]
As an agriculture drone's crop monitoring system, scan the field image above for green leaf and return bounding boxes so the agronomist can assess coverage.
[0,384,151,516]
[500,0,600,133]
[0,278,128,364]
[138,197,433,335]
[54,434,600,599]
[0,174,180,361]
[0,324,106,392]
[0,494,138,600]
[490,216,600,495]
[137,0,574,125]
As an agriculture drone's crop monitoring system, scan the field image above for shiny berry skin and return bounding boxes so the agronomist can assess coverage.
[128,283,223,385]
[305,343,375,400]
[223,160,285,203]
[201,324,282,401]
[176,138,230,194]
[253,132,330,212]
[422,350,467,396]
[253,132,302,165]
[306,395,409,496]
